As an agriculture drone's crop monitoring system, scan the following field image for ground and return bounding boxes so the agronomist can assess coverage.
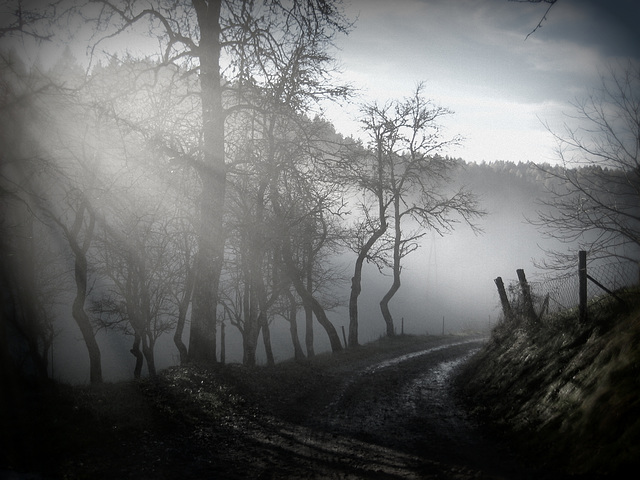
[455,291,640,479]
[0,331,626,479]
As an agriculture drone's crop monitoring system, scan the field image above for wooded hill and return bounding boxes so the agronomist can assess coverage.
[2,47,638,385]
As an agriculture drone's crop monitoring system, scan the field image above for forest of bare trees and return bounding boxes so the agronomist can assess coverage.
[1,0,638,387]
[1,0,485,385]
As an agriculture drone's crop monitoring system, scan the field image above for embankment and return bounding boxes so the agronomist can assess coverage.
[455,289,640,477]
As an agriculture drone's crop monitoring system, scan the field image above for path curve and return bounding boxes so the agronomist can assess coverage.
[311,338,534,478]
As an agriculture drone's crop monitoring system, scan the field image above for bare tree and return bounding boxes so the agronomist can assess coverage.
[54,195,103,383]
[0,49,105,384]
[267,116,346,354]
[84,0,352,364]
[271,196,345,354]
[93,207,180,378]
[509,0,558,39]
[0,205,58,381]
[0,0,57,40]
[358,84,484,337]
[223,180,284,366]
[342,105,395,347]
[533,62,640,269]
[87,55,202,366]
[223,102,347,362]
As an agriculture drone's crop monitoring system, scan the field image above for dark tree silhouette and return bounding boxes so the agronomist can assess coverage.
[533,62,640,268]
[357,84,484,337]
[510,0,558,39]
[87,0,352,364]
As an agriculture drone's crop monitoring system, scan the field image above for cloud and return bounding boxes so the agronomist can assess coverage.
[544,0,640,60]
[329,0,639,163]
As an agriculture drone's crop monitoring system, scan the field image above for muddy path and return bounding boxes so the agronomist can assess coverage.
[13,337,553,479]
[220,337,543,479]
[308,339,529,478]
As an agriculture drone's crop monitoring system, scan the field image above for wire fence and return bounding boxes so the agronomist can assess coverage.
[501,258,639,322]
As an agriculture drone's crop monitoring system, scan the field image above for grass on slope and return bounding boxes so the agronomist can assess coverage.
[456,288,640,477]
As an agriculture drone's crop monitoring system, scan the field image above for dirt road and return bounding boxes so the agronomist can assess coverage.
[309,338,530,478]
[28,337,552,479]
[212,337,543,479]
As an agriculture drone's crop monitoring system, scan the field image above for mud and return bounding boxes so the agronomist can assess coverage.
[214,337,554,479]
[5,336,565,479]
[303,339,536,479]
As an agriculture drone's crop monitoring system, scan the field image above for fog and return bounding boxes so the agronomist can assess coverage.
[42,161,565,383]
[3,1,637,386]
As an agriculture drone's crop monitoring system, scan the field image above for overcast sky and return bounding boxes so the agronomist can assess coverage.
[326,0,640,164]
[11,0,640,165]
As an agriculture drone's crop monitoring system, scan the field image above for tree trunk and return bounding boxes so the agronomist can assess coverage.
[348,221,387,347]
[242,275,262,366]
[142,335,156,377]
[349,135,388,347]
[189,0,226,364]
[286,289,305,361]
[72,274,103,385]
[173,320,189,366]
[130,334,143,379]
[220,319,225,364]
[242,179,271,366]
[380,196,401,337]
[242,314,259,367]
[280,242,342,353]
[243,335,257,366]
[21,217,49,380]
[257,250,274,366]
[379,281,399,336]
[304,251,315,357]
[174,266,194,365]
[305,304,315,357]
[68,204,102,384]
[260,313,275,366]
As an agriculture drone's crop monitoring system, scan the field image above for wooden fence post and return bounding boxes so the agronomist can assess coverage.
[579,250,587,323]
[517,269,537,322]
[494,276,512,321]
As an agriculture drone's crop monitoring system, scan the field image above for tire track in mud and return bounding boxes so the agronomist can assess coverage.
[317,338,533,479]
[230,337,542,479]
[326,338,484,412]
[242,338,491,479]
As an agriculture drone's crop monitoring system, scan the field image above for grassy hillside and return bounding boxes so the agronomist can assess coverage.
[455,288,640,476]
